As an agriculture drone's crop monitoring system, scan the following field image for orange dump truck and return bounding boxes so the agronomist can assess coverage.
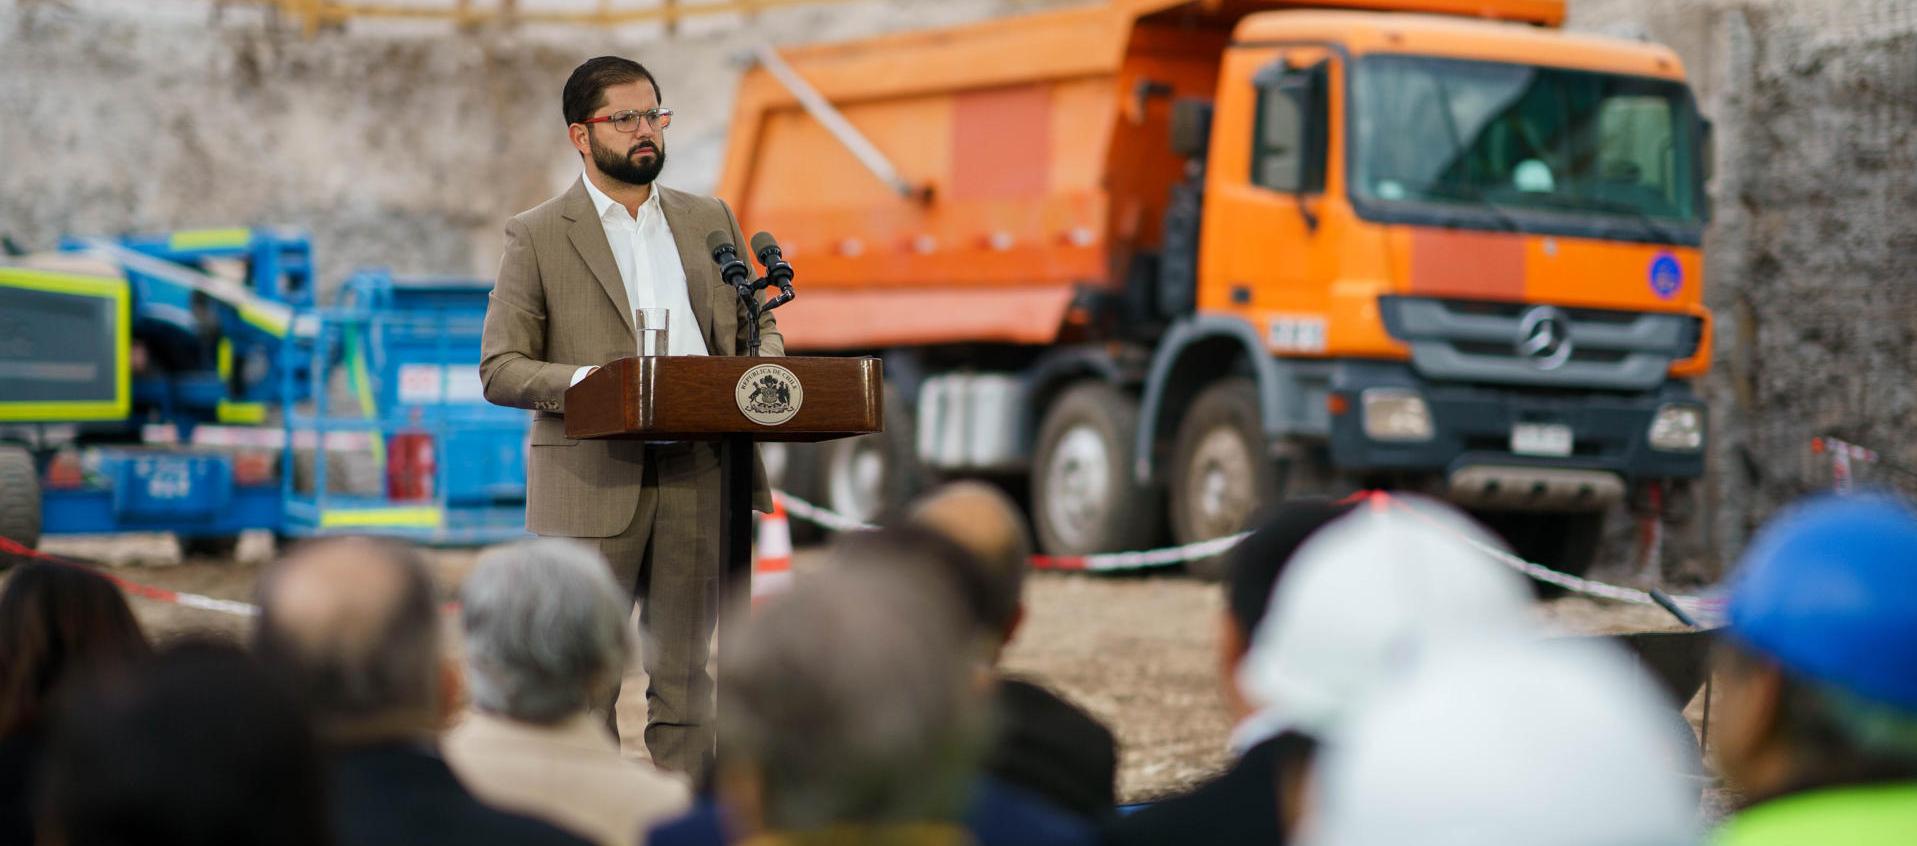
[722,0,1713,571]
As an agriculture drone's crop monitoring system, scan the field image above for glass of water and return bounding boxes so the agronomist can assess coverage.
[635,307,669,357]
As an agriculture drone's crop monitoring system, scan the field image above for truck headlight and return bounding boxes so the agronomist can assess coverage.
[1362,389,1434,442]
[1648,404,1705,452]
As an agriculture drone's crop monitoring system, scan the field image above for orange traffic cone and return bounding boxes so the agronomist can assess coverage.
[752,496,794,602]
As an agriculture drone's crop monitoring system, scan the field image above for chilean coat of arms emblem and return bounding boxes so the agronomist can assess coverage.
[735,364,803,426]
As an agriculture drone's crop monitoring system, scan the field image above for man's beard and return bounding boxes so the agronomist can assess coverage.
[591,134,666,187]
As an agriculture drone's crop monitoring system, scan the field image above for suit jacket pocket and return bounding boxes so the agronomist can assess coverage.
[529,416,577,446]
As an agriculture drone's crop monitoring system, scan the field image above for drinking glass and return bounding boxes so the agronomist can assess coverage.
[636,307,669,357]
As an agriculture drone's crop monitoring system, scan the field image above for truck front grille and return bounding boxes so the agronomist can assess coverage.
[1379,297,1700,391]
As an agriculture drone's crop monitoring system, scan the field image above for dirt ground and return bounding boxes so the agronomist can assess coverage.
[29,532,1716,806]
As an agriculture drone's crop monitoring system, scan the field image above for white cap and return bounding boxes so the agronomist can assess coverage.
[1301,638,1698,846]
[1235,495,1536,742]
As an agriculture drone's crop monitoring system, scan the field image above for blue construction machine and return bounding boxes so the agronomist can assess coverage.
[0,227,530,554]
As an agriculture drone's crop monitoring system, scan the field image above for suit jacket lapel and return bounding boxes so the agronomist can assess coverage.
[658,186,720,352]
[561,179,634,337]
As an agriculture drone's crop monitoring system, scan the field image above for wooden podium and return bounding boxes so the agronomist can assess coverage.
[563,355,883,594]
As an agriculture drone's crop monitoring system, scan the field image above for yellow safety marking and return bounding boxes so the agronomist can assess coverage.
[216,400,268,425]
[238,304,290,337]
[318,506,445,529]
[0,268,131,422]
[217,338,234,380]
[167,227,252,251]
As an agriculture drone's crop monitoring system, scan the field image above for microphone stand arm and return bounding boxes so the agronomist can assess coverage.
[736,270,795,358]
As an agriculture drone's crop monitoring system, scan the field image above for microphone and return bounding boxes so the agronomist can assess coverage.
[749,231,796,309]
[706,230,751,290]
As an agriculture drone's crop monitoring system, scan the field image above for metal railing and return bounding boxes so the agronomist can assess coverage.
[223,0,857,36]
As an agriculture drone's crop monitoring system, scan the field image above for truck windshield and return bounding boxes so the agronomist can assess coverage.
[1351,55,1703,231]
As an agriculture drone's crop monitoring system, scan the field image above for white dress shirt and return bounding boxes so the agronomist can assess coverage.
[572,173,709,386]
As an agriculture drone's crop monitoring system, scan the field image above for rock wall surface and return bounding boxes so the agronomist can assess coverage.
[6,0,1914,572]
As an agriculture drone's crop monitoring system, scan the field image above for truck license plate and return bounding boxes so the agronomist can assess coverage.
[1511,423,1573,457]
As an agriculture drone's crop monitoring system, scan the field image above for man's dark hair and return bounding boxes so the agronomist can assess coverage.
[1226,498,1356,636]
[562,56,662,126]
[829,527,1006,639]
[38,639,331,846]
[0,562,149,736]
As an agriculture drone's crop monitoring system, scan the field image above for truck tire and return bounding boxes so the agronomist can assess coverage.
[760,442,824,544]
[821,385,923,530]
[1031,382,1163,556]
[1169,378,1337,578]
[0,445,42,552]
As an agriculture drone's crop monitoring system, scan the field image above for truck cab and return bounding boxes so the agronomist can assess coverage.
[1149,6,1711,566]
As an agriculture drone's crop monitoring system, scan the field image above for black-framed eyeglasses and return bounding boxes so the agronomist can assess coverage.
[579,108,674,133]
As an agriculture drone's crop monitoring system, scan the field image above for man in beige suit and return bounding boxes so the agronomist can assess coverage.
[479,56,780,779]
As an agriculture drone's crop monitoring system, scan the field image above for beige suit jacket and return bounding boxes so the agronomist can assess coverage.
[480,180,782,537]
[444,710,692,846]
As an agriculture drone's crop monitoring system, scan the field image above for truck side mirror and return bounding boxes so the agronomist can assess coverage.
[1169,98,1213,161]
[1251,60,1328,194]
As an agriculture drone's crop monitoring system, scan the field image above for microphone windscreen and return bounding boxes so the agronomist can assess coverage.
[705,230,735,259]
[749,231,780,258]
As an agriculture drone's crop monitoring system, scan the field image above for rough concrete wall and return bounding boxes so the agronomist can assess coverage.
[0,0,1070,284]
[1569,0,1917,576]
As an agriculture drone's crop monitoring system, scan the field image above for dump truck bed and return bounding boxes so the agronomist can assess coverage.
[718,0,1567,352]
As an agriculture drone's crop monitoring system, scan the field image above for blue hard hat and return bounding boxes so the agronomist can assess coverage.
[1728,494,1917,712]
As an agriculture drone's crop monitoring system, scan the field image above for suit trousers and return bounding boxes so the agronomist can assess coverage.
[587,441,722,780]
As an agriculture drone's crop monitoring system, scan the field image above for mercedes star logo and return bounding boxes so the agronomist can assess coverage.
[1516,306,1573,370]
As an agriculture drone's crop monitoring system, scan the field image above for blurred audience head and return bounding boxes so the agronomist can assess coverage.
[1238,495,1533,742]
[461,538,630,724]
[827,525,1001,664]
[1217,498,1356,718]
[254,536,445,743]
[1715,494,1917,801]
[908,482,1030,649]
[717,567,985,836]
[37,639,330,846]
[0,561,149,737]
[1301,639,1696,846]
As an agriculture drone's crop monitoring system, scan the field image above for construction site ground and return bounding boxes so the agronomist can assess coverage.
[29,532,1720,807]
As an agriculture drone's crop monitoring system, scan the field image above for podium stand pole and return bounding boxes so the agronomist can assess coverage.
[718,434,755,601]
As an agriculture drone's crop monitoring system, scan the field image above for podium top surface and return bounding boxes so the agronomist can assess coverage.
[564,355,883,442]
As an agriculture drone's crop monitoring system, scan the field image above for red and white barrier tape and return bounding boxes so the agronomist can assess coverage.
[0,537,258,617]
[773,492,1249,572]
[3,487,1711,620]
[1812,436,1880,495]
[774,490,1713,615]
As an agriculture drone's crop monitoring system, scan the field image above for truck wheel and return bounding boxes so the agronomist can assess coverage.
[822,386,922,529]
[1170,378,1337,578]
[180,535,242,561]
[1031,382,1162,556]
[1171,379,1274,551]
[761,442,823,544]
[0,445,42,551]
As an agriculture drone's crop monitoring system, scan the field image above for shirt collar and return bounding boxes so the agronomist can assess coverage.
[582,171,661,223]
[462,709,619,756]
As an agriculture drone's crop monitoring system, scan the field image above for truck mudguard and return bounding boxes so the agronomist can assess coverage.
[1134,314,1331,484]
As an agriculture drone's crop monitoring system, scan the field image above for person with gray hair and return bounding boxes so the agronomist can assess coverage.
[714,567,988,845]
[255,536,588,846]
[446,539,690,846]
